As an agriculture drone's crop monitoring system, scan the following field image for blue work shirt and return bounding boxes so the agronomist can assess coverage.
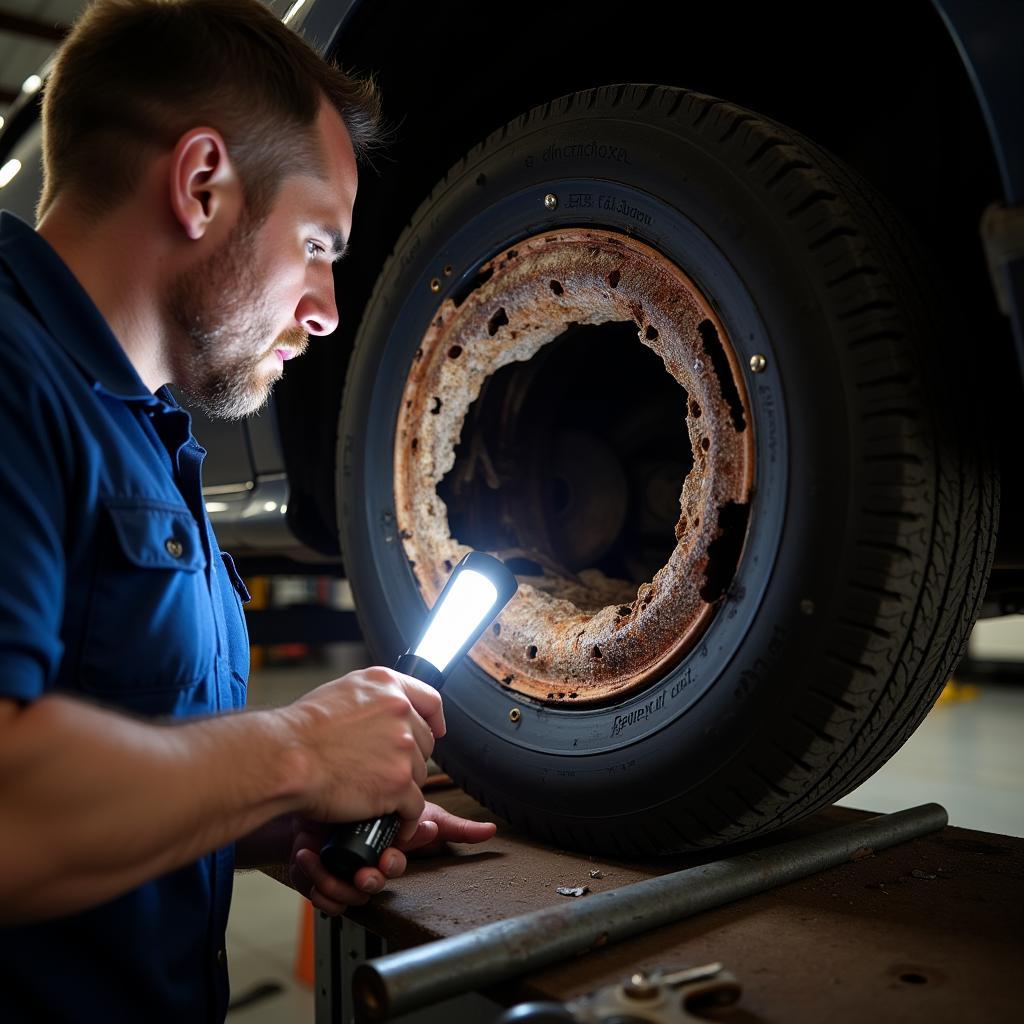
[0,211,252,1021]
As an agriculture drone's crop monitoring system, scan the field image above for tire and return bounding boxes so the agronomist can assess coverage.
[337,84,997,854]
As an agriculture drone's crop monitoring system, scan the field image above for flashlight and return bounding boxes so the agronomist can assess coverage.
[319,551,518,881]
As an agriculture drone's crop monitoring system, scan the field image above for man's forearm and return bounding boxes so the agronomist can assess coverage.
[0,694,310,923]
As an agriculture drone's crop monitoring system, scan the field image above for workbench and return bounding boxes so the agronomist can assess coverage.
[310,787,1023,1023]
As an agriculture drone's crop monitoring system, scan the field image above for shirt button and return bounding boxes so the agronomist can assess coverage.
[165,538,184,558]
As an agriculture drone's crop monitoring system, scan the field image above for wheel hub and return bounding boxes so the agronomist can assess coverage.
[394,228,755,705]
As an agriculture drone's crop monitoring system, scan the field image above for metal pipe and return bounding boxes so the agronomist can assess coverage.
[353,803,948,1019]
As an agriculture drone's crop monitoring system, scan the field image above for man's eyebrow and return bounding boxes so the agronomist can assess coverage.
[320,224,350,263]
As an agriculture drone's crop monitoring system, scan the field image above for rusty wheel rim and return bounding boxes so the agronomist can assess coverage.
[394,229,755,706]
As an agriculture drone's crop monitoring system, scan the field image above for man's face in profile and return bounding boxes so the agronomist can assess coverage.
[168,104,357,420]
[165,204,309,419]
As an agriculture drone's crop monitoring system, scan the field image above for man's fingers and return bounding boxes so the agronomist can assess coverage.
[294,848,371,907]
[309,886,347,917]
[400,819,440,853]
[394,673,446,738]
[448,818,498,843]
[395,814,422,846]
[378,847,407,879]
[411,751,428,789]
[425,803,499,843]
[409,713,435,762]
[397,782,426,831]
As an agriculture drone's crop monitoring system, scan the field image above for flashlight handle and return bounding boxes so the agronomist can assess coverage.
[319,812,401,881]
[319,653,444,881]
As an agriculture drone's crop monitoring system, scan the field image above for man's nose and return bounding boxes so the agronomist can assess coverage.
[296,283,340,337]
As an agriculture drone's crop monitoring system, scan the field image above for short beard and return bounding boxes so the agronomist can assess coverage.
[166,210,307,420]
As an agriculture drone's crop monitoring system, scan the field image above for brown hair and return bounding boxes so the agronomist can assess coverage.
[38,0,383,221]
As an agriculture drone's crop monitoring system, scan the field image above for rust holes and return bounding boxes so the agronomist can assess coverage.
[452,266,494,308]
[698,319,746,431]
[700,501,750,603]
[487,308,509,336]
[394,227,755,707]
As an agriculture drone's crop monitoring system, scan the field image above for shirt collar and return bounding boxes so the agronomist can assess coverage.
[0,210,161,404]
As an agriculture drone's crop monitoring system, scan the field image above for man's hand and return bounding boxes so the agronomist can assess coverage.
[287,802,497,916]
[283,667,445,828]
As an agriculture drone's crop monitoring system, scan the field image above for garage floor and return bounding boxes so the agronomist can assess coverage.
[224,644,1024,1022]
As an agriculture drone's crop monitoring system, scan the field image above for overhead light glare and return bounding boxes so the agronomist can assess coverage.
[0,159,22,188]
[282,0,308,25]
[22,74,42,95]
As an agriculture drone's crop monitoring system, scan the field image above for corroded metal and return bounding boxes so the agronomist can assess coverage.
[351,805,950,1020]
[393,229,755,705]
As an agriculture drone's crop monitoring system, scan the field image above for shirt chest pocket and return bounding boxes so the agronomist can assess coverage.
[80,500,215,710]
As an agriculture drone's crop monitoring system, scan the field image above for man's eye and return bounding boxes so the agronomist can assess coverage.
[306,240,326,258]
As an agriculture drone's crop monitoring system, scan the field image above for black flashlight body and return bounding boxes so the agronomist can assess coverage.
[318,552,517,883]
[318,653,443,880]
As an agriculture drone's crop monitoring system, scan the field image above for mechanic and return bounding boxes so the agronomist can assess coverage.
[0,0,496,1019]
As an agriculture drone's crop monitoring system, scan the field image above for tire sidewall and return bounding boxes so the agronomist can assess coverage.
[339,91,854,823]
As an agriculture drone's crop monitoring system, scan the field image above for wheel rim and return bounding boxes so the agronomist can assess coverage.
[394,228,755,705]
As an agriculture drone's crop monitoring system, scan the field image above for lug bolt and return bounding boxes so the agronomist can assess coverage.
[623,973,659,1000]
[429,278,441,294]
[749,353,767,373]
[443,264,454,277]
[509,708,522,723]
[543,193,558,211]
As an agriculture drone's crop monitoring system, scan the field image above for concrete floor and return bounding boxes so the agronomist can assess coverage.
[224,646,1024,1022]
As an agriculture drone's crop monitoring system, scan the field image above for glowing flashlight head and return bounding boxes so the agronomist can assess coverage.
[414,569,498,673]
[404,552,518,682]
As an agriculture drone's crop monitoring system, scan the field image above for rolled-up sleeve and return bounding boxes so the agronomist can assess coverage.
[0,337,69,702]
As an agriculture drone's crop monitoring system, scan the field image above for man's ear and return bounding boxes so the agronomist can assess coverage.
[168,127,240,241]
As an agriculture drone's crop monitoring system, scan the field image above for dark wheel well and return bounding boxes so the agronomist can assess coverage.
[278,0,1016,559]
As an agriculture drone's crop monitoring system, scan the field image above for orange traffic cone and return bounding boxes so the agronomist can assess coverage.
[295,898,314,988]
